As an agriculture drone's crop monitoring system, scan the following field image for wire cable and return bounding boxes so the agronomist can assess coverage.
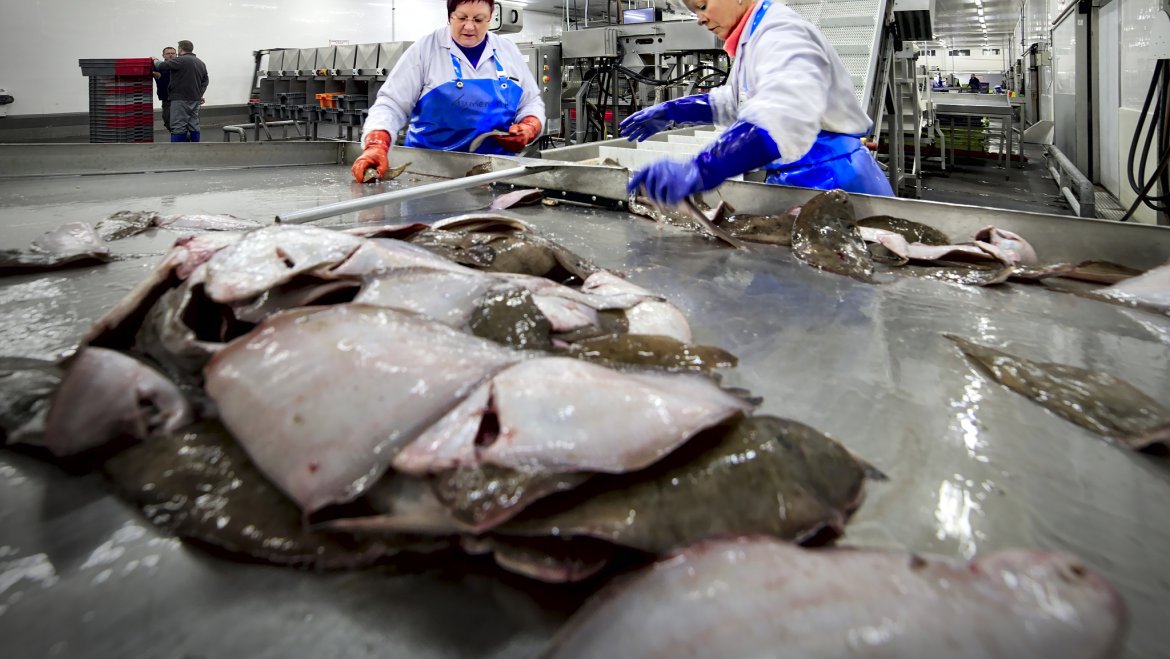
[1121,58,1170,220]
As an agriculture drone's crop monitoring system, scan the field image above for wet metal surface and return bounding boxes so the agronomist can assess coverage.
[2,163,1170,658]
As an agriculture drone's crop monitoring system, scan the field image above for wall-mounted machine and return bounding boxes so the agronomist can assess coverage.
[490,1,525,34]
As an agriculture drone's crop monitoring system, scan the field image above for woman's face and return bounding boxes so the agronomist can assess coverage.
[685,0,752,41]
[449,1,493,48]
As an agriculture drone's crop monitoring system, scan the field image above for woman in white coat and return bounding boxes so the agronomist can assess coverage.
[623,0,893,203]
[352,0,546,182]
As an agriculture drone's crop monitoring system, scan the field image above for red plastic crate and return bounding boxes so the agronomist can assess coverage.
[98,115,154,128]
[79,58,154,77]
[568,107,614,123]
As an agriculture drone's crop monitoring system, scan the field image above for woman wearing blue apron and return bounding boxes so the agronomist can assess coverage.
[623,0,893,203]
[352,0,546,183]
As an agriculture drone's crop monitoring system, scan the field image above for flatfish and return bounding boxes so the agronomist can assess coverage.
[539,538,1126,659]
[0,222,112,275]
[499,415,870,553]
[790,190,874,282]
[104,421,442,568]
[857,215,951,245]
[947,334,1170,449]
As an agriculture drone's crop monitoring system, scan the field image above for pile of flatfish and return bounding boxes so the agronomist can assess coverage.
[631,190,1158,298]
[0,206,1134,656]
[4,215,877,583]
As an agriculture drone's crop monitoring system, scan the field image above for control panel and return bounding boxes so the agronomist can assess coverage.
[518,43,562,137]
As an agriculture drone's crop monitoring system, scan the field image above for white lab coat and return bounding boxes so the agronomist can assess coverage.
[709,1,872,165]
[363,27,545,145]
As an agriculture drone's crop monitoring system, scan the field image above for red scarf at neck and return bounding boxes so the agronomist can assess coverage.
[723,1,759,57]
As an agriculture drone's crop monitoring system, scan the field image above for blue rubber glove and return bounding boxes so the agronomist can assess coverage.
[627,160,704,206]
[619,94,714,142]
[627,120,782,205]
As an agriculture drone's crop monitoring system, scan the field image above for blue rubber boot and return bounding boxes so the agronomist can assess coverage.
[188,131,201,143]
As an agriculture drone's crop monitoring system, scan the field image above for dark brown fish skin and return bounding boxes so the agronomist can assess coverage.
[469,287,553,350]
[96,211,155,241]
[0,358,60,445]
[134,283,228,386]
[409,229,597,283]
[628,196,688,227]
[1061,260,1144,285]
[433,465,591,533]
[364,162,410,183]
[858,215,951,246]
[1008,263,1078,282]
[790,190,875,282]
[630,197,745,249]
[946,335,1170,449]
[563,333,737,373]
[466,163,493,177]
[719,211,796,246]
[498,415,870,554]
[103,421,445,568]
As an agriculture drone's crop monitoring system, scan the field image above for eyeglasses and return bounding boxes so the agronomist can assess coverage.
[451,13,490,25]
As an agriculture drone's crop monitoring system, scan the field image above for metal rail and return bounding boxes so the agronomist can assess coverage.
[275,164,556,224]
[1045,144,1096,219]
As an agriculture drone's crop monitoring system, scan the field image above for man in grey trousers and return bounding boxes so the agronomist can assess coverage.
[153,40,209,142]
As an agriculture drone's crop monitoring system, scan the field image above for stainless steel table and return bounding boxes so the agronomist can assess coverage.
[2,143,1169,659]
[932,93,1017,169]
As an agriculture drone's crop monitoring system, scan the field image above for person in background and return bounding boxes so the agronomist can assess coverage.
[153,46,176,133]
[968,73,982,93]
[153,40,209,142]
[621,0,893,205]
[352,0,545,183]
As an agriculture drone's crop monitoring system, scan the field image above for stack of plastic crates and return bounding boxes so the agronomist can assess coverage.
[78,58,155,143]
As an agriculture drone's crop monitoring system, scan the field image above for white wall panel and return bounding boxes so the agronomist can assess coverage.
[1120,0,1161,109]
[0,0,563,116]
[1095,0,1120,197]
[1115,0,1163,224]
[1051,14,1075,95]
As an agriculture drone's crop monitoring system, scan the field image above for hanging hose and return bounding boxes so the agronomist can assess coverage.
[686,70,730,95]
[1120,58,1170,221]
[616,64,728,87]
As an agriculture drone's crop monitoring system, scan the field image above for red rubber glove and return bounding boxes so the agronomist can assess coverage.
[351,130,391,183]
[494,116,542,153]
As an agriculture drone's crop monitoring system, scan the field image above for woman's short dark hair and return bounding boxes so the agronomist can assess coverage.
[447,0,494,16]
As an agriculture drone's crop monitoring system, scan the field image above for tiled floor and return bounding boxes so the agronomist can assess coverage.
[913,143,1075,216]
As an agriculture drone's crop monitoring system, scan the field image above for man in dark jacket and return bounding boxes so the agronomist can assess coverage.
[153,46,176,132]
[153,40,209,142]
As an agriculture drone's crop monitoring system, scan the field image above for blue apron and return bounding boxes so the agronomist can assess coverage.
[740,0,893,196]
[404,51,523,155]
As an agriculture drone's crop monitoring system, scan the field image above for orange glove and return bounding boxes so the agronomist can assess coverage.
[493,116,542,153]
[351,130,391,183]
